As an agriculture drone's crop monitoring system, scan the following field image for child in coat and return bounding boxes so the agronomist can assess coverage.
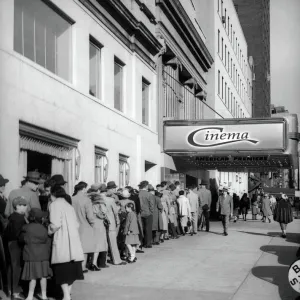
[4,196,28,299]
[124,203,140,263]
[19,208,52,300]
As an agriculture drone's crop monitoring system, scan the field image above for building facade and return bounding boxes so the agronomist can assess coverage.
[233,0,271,118]
[0,0,163,194]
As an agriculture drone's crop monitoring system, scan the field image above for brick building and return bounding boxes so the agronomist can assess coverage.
[233,0,270,117]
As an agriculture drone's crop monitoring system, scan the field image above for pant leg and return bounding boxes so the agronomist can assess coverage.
[203,211,210,231]
[107,231,122,264]
[221,215,226,232]
[224,215,229,233]
[146,215,153,247]
[191,212,197,233]
[169,223,176,237]
[8,241,22,294]
[126,244,134,261]
[0,236,8,294]
[141,217,147,247]
[97,251,107,267]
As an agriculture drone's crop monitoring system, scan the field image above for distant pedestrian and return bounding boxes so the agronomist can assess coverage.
[240,193,250,221]
[197,180,212,232]
[273,193,293,238]
[187,185,199,234]
[251,194,259,220]
[232,193,240,222]
[177,190,191,235]
[261,194,272,223]
[216,188,233,236]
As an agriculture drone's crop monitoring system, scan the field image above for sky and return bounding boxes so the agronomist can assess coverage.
[270,0,300,113]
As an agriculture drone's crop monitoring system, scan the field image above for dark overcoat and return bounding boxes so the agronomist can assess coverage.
[152,195,163,231]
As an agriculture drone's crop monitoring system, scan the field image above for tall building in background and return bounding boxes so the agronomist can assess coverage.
[233,0,271,117]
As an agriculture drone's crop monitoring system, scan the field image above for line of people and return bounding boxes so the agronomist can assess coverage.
[0,173,214,300]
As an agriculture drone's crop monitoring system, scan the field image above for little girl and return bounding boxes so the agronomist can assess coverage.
[124,203,140,263]
[19,208,52,300]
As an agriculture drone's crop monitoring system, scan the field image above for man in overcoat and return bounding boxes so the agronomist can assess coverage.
[216,188,233,236]
[187,185,199,235]
[197,180,212,232]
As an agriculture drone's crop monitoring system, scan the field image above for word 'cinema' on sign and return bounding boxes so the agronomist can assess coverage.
[187,127,259,148]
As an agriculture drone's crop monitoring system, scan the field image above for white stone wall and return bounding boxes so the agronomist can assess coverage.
[0,0,161,193]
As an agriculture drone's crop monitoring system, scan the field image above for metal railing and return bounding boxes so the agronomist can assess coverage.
[162,69,204,120]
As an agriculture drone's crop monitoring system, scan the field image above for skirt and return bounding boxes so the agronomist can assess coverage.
[21,261,52,280]
[125,234,140,245]
[233,208,239,217]
[52,261,84,285]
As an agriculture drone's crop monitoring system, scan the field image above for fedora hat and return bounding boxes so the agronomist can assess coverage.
[200,180,208,185]
[0,174,9,186]
[99,183,107,192]
[91,183,101,191]
[25,171,41,184]
[107,181,117,189]
[50,174,67,186]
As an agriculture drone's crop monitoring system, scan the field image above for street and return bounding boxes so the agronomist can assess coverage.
[72,216,300,300]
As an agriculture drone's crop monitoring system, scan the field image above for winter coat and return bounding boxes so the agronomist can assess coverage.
[152,195,163,231]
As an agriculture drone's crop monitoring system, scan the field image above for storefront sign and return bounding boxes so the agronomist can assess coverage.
[164,120,286,153]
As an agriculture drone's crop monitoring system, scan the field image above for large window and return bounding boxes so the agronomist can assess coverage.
[114,57,124,111]
[89,38,102,98]
[218,70,220,95]
[95,147,108,183]
[14,0,73,81]
[218,30,220,54]
[119,154,130,188]
[142,78,150,126]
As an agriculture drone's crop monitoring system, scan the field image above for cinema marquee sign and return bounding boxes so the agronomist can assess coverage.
[164,119,287,154]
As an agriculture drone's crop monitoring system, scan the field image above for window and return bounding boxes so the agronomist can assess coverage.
[221,38,224,60]
[14,0,73,81]
[89,38,102,98]
[218,70,220,95]
[218,0,220,13]
[95,147,108,183]
[227,51,230,71]
[233,31,235,49]
[119,154,130,188]
[224,9,227,28]
[230,25,233,42]
[221,0,223,15]
[231,58,233,77]
[221,76,224,99]
[225,45,227,65]
[230,92,233,113]
[114,57,125,111]
[227,87,230,108]
[227,17,230,35]
[225,82,227,104]
[218,30,220,54]
[142,78,150,126]
[235,38,238,53]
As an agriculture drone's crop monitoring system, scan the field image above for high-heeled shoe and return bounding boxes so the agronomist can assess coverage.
[89,264,101,271]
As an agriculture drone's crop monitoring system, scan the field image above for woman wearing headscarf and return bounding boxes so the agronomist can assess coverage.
[273,193,293,238]
[48,185,84,300]
[72,182,95,272]
[261,194,272,223]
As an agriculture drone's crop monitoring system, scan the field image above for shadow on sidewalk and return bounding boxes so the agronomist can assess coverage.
[251,245,300,300]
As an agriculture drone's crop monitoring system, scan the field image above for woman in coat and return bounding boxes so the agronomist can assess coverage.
[239,193,250,221]
[251,194,259,220]
[48,185,84,300]
[100,185,126,266]
[273,193,293,238]
[149,186,163,245]
[72,182,95,272]
[158,191,169,242]
[89,193,109,270]
[261,194,272,223]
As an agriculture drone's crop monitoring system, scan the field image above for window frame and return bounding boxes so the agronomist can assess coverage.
[114,56,125,112]
[142,77,150,126]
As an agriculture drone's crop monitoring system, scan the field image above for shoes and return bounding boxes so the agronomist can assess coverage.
[206,230,209,232]
[160,239,164,243]
[126,258,134,264]
[282,234,287,238]
[223,232,228,236]
[175,236,179,239]
[153,242,160,245]
[89,264,101,271]
[83,269,89,273]
[136,249,144,253]
[133,257,137,262]
[36,294,49,300]
[115,262,127,265]
[234,220,236,223]
[99,264,110,268]
[165,237,170,240]
[145,245,152,248]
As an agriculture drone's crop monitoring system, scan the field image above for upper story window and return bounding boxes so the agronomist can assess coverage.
[218,30,220,54]
[119,154,130,188]
[95,146,108,183]
[14,0,73,82]
[89,37,102,98]
[114,57,125,111]
[142,78,150,126]
[221,38,224,60]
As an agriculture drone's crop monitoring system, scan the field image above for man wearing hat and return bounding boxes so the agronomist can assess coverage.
[216,187,233,236]
[197,180,212,232]
[5,171,41,217]
[106,181,119,202]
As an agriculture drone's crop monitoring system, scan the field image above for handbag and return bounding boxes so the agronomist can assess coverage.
[202,204,209,211]
[187,219,192,227]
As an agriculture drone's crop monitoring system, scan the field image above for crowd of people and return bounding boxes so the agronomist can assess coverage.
[0,171,297,300]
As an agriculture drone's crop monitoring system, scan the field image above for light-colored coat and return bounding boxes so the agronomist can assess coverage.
[72,193,95,253]
[217,194,233,215]
[103,195,119,231]
[177,195,191,217]
[188,191,199,213]
[197,188,212,211]
[49,198,84,264]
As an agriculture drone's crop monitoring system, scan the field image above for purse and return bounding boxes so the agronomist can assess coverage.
[187,219,192,227]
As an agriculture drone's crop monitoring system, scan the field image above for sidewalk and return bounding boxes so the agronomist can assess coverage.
[1,216,299,300]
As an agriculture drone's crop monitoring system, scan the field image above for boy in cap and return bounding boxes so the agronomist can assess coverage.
[4,197,28,299]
